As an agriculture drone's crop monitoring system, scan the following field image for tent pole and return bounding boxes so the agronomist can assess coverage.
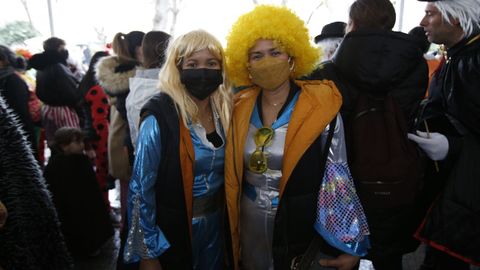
[47,0,55,36]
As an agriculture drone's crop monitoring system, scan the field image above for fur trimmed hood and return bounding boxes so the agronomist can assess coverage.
[0,96,73,269]
[95,55,137,96]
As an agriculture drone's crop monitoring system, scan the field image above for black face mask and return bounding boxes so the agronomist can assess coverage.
[180,68,223,100]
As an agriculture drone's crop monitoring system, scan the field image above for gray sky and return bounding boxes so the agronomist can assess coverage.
[2,0,426,51]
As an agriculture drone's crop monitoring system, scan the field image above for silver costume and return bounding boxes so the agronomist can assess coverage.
[240,122,288,270]
[239,113,370,269]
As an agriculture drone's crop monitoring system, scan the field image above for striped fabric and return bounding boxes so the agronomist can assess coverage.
[42,105,80,146]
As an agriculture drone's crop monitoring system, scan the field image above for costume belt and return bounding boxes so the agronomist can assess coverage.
[193,189,223,218]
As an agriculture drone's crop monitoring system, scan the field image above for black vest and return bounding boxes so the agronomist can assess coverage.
[141,93,193,269]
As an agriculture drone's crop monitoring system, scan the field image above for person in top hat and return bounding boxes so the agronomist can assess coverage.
[407,0,480,269]
[314,21,347,62]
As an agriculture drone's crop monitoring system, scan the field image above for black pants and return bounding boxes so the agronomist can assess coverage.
[420,246,470,270]
[365,205,423,270]
[369,253,403,270]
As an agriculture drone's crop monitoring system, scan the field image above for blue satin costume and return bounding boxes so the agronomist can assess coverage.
[124,114,225,270]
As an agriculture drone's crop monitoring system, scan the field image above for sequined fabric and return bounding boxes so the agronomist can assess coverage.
[124,116,170,263]
[124,194,153,260]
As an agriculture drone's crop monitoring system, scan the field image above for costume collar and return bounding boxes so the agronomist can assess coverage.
[232,80,342,197]
[447,33,480,59]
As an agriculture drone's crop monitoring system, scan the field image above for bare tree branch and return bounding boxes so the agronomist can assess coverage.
[306,0,326,25]
[153,0,169,30]
[169,0,182,36]
[281,0,288,6]
[152,0,183,34]
[153,0,162,30]
[252,0,258,4]
[19,0,33,26]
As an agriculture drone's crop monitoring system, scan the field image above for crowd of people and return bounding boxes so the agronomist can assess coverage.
[0,0,479,269]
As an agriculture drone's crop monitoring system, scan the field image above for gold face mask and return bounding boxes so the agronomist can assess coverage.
[249,57,291,90]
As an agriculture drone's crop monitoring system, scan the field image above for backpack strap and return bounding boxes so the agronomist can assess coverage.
[353,93,387,120]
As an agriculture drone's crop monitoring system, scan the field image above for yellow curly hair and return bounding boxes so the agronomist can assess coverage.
[225,5,320,87]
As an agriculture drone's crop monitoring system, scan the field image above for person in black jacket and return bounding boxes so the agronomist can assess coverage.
[29,37,82,147]
[308,0,429,269]
[44,127,114,260]
[0,45,37,155]
[407,0,480,269]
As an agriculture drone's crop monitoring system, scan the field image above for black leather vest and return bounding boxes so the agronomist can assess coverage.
[141,93,193,269]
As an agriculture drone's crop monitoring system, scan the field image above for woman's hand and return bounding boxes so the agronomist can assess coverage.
[139,259,162,270]
[319,253,360,270]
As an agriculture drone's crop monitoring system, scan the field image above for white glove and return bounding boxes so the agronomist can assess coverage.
[407,131,449,161]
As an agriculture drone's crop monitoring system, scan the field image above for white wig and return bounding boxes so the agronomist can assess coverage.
[316,38,343,62]
[435,0,480,37]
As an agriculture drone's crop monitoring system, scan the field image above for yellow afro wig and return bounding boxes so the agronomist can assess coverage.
[225,5,320,87]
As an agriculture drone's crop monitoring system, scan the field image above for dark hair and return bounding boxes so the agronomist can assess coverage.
[408,26,430,54]
[349,0,396,31]
[43,37,66,51]
[78,51,109,96]
[52,127,84,154]
[112,31,145,64]
[141,31,171,69]
[0,45,27,70]
[54,127,84,146]
[15,56,27,70]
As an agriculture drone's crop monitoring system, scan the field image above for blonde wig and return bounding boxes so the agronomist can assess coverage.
[225,5,320,87]
[158,30,232,130]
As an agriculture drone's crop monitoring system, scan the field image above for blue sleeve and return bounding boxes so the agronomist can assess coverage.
[123,115,170,263]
